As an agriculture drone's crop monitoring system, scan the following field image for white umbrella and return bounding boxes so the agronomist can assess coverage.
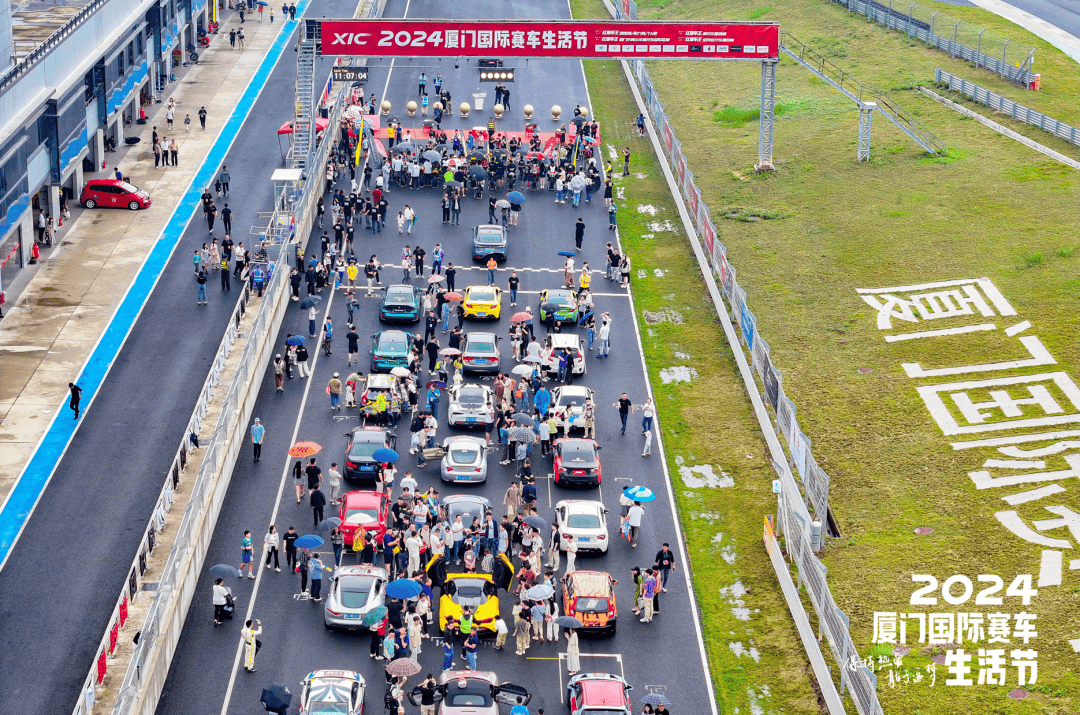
[390,366,411,378]
[511,364,535,377]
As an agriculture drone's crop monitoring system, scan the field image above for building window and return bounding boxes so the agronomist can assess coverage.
[128,42,134,67]
[118,52,124,75]
[136,33,142,56]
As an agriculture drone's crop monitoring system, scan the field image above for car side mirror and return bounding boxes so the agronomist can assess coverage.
[611,579,618,585]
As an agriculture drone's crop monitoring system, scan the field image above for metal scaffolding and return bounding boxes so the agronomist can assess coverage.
[756,59,777,171]
[858,101,875,162]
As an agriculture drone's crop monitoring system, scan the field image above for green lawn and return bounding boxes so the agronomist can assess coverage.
[573,0,1080,713]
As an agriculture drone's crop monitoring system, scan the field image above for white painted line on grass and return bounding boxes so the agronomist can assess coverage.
[884,323,996,342]
[1038,549,1063,587]
[952,429,1080,450]
[1005,320,1032,337]
[1000,485,1064,506]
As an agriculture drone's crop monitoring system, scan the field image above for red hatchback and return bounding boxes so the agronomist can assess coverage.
[338,490,390,547]
[80,179,153,210]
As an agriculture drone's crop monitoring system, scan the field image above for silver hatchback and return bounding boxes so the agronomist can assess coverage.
[324,565,389,630]
[447,383,495,428]
[440,436,489,484]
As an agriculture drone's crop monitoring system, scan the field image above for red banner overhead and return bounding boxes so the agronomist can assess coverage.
[320,20,779,59]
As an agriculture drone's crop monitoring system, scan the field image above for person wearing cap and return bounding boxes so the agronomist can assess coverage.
[250,418,265,462]
[328,373,342,410]
[272,354,285,392]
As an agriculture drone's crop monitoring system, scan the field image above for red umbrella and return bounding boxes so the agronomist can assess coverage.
[444,291,463,302]
[277,117,330,135]
[511,312,531,323]
[427,274,445,284]
[439,347,462,357]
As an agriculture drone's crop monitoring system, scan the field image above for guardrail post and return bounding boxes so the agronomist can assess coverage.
[907,3,915,38]
[930,10,937,39]
[976,29,984,69]
[1001,39,1010,80]
[952,21,960,58]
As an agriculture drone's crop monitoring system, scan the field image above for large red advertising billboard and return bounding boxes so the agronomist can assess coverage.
[320,20,779,59]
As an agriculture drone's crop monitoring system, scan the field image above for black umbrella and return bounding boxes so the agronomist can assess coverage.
[468,149,487,161]
[541,301,560,314]
[523,514,547,530]
[209,563,242,579]
[316,516,342,533]
[422,119,436,128]
[422,150,441,162]
[299,296,321,309]
[390,144,411,155]
[445,180,463,188]
[397,141,418,153]
[512,413,534,427]
[433,143,451,153]
[261,682,293,714]
[555,615,583,628]
[571,116,587,127]
[468,166,488,180]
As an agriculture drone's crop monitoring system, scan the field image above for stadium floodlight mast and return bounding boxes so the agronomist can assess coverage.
[293,18,781,171]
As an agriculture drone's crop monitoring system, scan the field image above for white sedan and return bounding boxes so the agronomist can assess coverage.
[539,334,587,376]
[298,669,366,715]
[555,499,610,553]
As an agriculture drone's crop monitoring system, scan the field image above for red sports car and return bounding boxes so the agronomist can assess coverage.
[552,438,603,487]
[80,179,152,210]
[338,490,390,547]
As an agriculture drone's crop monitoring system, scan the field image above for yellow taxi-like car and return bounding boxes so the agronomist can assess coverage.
[426,552,514,634]
[462,285,503,321]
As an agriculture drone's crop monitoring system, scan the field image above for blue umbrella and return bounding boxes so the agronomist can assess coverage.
[623,486,656,502]
[557,250,576,257]
[286,335,307,346]
[385,579,424,599]
[294,534,324,549]
[372,447,399,463]
[506,191,526,205]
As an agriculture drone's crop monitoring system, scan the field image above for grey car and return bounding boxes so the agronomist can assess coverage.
[442,494,492,532]
[440,435,489,484]
[447,383,495,428]
[472,224,508,261]
[324,565,389,630]
[461,331,501,375]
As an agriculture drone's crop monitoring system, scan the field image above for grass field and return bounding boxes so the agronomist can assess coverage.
[572,0,1080,713]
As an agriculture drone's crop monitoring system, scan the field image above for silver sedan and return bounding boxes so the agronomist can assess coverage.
[324,565,389,630]
[447,383,496,428]
[440,435,489,484]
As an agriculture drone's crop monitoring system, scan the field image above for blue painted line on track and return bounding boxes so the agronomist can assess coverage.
[0,0,312,566]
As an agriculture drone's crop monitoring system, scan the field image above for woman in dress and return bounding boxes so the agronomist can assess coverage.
[565,627,580,675]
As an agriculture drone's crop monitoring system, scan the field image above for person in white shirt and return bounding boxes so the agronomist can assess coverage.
[399,471,418,496]
[405,532,423,575]
[212,578,233,625]
[263,526,281,572]
[625,502,645,547]
[450,516,465,564]
[564,534,579,573]
[327,464,342,504]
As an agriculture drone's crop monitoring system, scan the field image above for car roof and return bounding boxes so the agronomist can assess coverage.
[565,571,613,595]
[453,383,489,393]
[343,490,385,507]
[546,288,575,297]
[439,670,498,686]
[444,436,485,448]
[549,335,581,347]
[465,331,498,340]
[335,565,388,578]
[557,499,604,514]
[350,428,390,442]
[580,679,629,707]
[558,438,596,449]
[555,385,592,396]
[385,284,415,294]
[444,494,491,505]
[474,225,505,235]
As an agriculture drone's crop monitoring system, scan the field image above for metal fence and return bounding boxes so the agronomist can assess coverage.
[935,68,1080,147]
[827,0,1036,86]
[70,84,348,715]
[607,2,882,712]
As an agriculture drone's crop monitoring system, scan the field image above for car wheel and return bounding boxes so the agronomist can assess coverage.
[128,200,140,210]
[84,198,96,208]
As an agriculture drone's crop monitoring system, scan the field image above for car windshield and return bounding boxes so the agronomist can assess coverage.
[345,507,379,524]
[450,447,480,464]
[470,289,497,301]
[567,514,601,528]
[309,701,351,714]
[348,440,383,459]
[561,445,595,463]
[446,691,493,708]
[457,387,486,405]
[339,576,376,607]
[452,579,488,599]
[119,182,140,194]
[378,334,408,351]
[385,289,414,304]
[467,340,496,354]
[448,501,485,523]
[558,394,588,408]
[548,293,573,305]
[575,597,609,613]
[475,233,504,244]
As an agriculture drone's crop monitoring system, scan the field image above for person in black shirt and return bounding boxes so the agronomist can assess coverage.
[654,543,677,592]
[413,245,426,277]
[444,263,456,292]
[282,527,300,570]
[67,382,83,419]
[346,325,360,365]
[305,458,322,493]
[424,311,438,343]
[221,204,233,235]
[425,338,439,372]
[617,393,633,434]
[415,674,437,711]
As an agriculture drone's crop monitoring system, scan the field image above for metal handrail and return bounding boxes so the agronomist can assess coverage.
[0,0,111,93]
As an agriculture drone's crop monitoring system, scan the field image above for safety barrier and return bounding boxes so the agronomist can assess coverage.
[611,2,882,714]
[935,68,1080,148]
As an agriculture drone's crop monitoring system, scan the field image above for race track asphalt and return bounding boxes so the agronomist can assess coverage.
[155,2,716,714]
[0,10,343,714]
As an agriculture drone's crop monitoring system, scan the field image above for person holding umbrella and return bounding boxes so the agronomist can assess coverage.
[309,553,329,601]
[212,578,233,625]
[565,626,580,675]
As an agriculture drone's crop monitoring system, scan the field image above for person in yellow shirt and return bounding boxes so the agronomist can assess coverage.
[346,261,359,288]
[487,256,498,286]
[578,264,592,296]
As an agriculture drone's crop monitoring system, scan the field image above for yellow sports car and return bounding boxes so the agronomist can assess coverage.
[426,553,513,634]
[462,285,503,320]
